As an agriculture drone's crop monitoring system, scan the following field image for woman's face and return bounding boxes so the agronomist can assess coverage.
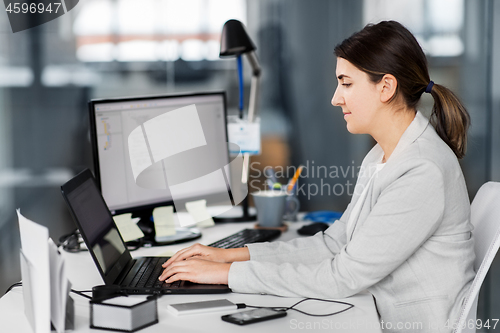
[331,58,382,135]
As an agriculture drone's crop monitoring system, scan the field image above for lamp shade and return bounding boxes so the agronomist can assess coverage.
[219,19,256,57]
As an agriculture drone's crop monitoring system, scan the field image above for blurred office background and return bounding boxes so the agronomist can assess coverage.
[0,0,499,329]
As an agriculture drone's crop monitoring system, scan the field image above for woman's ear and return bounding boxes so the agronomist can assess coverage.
[379,74,398,103]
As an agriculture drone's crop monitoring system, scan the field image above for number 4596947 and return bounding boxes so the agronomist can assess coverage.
[6,2,62,14]
[445,319,499,330]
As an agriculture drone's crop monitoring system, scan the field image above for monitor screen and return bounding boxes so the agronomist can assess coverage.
[88,92,231,215]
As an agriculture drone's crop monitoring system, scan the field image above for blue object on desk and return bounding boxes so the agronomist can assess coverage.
[303,211,343,223]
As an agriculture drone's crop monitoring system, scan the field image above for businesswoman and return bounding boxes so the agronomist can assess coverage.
[160,21,475,332]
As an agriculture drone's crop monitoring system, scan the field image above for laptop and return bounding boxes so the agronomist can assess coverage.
[61,169,230,294]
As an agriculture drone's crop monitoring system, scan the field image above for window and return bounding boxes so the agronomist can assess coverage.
[73,0,247,62]
[363,0,464,57]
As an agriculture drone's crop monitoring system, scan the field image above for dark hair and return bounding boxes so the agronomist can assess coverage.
[334,21,470,159]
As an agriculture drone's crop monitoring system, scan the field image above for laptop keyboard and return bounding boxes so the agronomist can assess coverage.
[208,229,281,249]
[127,229,281,289]
[128,257,183,289]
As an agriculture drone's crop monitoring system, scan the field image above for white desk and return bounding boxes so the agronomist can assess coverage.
[0,222,382,333]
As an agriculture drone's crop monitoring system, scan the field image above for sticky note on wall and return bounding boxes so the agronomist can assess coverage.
[153,206,176,237]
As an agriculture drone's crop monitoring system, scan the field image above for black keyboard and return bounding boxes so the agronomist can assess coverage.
[130,257,183,289]
[127,229,281,290]
[208,229,281,249]
[130,257,160,288]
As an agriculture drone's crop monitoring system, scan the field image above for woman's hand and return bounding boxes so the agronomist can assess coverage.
[158,258,231,285]
[161,243,249,269]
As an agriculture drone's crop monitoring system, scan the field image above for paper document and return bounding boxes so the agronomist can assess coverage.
[20,251,35,331]
[17,209,51,333]
[113,213,144,242]
[153,206,176,237]
[185,200,214,228]
[227,120,261,155]
[17,210,73,333]
[48,239,71,333]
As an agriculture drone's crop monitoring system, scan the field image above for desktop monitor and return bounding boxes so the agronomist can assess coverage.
[88,92,238,234]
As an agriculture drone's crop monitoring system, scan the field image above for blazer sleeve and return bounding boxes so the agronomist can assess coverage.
[228,159,445,298]
[246,204,350,264]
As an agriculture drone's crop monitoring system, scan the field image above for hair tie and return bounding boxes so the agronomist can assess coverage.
[425,81,434,94]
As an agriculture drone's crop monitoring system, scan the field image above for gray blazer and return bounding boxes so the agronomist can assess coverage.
[228,112,475,332]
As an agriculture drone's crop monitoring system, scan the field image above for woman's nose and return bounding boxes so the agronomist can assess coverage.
[331,88,343,106]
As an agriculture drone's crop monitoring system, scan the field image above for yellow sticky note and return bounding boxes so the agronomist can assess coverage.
[113,213,144,242]
[153,206,176,237]
[185,200,214,228]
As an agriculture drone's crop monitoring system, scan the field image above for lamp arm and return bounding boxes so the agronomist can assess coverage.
[245,51,261,77]
[241,51,261,183]
[241,74,259,183]
[245,51,261,123]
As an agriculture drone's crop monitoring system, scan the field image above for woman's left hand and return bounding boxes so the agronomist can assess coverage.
[158,258,231,285]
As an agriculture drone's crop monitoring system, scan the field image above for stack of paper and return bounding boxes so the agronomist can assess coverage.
[17,210,72,333]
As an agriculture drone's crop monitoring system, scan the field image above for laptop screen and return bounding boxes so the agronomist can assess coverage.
[64,175,126,275]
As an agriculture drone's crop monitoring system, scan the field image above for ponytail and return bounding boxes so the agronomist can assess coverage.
[428,84,470,159]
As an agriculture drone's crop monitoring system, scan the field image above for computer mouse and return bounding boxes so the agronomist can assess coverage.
[297,222,330,236]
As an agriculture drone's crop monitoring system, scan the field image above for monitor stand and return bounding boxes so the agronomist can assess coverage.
[212,198,257,223]
[125,210,201,248]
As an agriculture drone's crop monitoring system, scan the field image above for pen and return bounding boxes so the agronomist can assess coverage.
[287,165,304,193]
[264,168,278,184]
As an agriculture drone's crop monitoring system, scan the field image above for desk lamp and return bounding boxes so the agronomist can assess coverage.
[219,19,261,221]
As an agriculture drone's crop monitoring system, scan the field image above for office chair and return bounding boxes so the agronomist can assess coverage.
[454,182,500,333]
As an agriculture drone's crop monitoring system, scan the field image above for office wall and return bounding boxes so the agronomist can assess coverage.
[248,0,367,212]
[0,90,12,229]
[491,1,500,181]
[460,0,490,199]
[482,0,500,325]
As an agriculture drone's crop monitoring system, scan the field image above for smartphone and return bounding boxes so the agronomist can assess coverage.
[221,308,287,325]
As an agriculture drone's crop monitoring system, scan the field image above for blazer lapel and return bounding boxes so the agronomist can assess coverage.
[346,111,430,240]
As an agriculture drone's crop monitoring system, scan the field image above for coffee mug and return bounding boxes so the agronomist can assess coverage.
[251,190,288,227]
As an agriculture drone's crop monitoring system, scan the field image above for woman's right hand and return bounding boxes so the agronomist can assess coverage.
[162,243,249,269]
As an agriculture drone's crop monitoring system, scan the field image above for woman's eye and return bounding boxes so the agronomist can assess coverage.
[342,83,351,87]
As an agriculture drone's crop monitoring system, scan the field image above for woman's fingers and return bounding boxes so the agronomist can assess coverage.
[159,260,187,281]
[165,272,188,283]
[158,259,230,285]
[162,244,202,268]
